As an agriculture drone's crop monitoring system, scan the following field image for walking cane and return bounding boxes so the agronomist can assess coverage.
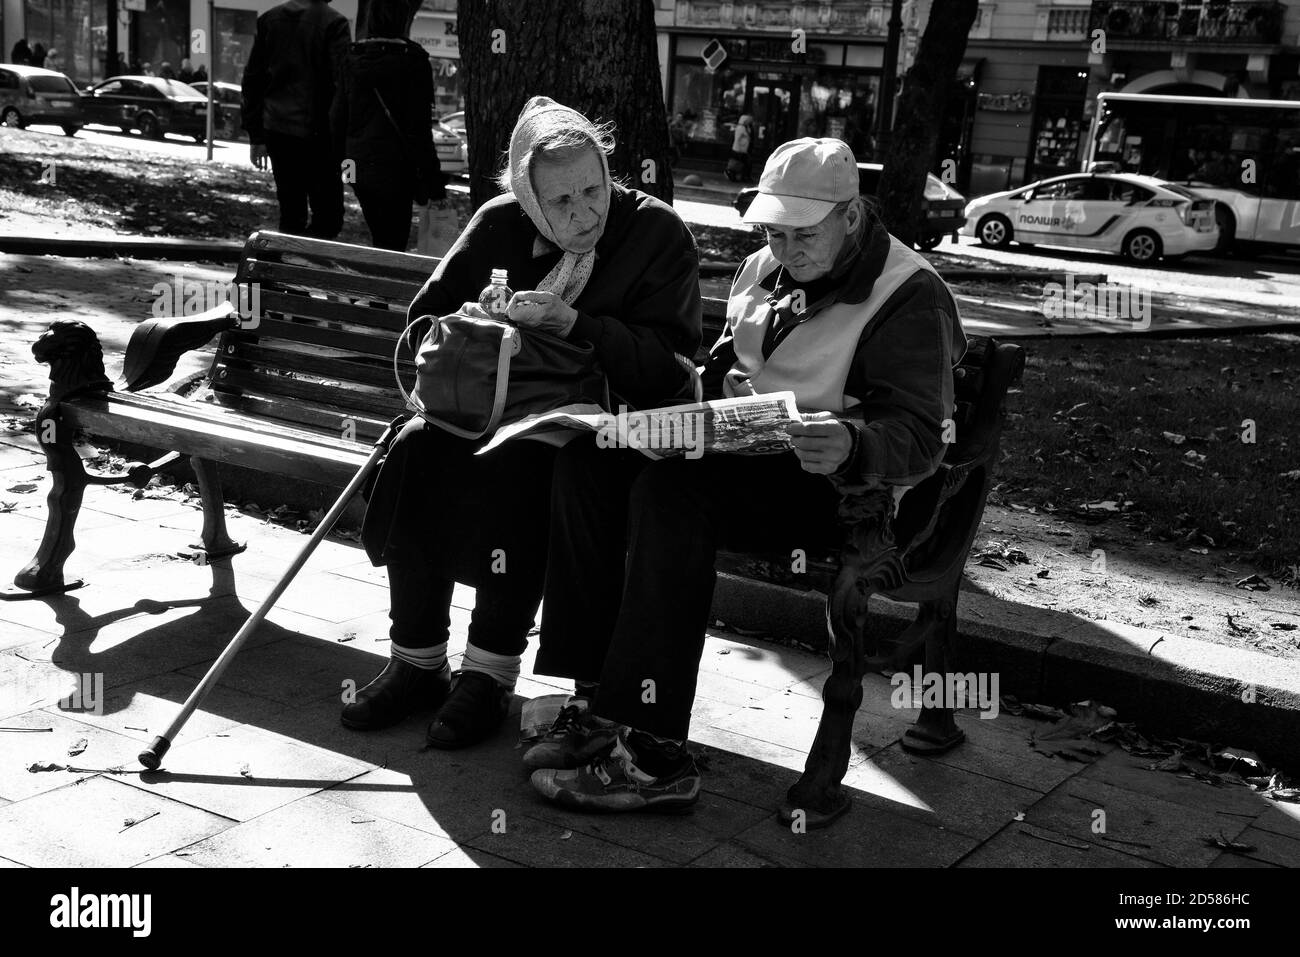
[138,414,409,771]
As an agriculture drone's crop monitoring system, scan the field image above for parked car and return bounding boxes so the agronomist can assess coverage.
[80,75,212,141]
[734,162,967,250]
[432,112,466,173]
[440,110,465,138]
[190,80,243,140]
[961,172,1218,264]
[0,65,85,135]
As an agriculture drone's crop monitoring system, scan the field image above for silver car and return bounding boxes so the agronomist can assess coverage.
[0,65,85,135]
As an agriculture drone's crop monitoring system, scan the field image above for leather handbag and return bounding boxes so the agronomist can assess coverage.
[395,312,609,440]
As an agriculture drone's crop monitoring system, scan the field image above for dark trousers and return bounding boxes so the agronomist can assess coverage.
[353,180,414,252]
[264,130,343,239]
[538,436,843,740]
[361,418,557,656]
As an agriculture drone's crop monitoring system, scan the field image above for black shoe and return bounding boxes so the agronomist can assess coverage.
[341,659,450,731]
[425,670,512,750]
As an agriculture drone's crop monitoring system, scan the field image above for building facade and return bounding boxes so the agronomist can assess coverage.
[915,0,1300,195]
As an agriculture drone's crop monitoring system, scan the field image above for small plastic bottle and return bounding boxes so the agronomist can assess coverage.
[477,268,513,317]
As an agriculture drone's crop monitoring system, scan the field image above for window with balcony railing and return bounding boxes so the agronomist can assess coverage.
[1036,3,1093,41]
[1087,1,1285,44]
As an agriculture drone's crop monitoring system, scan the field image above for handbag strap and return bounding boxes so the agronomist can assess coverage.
[393,315,516,441]
[372,87,412,158]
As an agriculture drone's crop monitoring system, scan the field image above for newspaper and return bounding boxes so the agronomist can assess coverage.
[477,392,802,459]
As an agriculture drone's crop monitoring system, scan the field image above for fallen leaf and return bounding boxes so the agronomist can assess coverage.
[27,761,64,772]
[67,737,88,757]
[238,762,253,779]
[1162,431,1186,445]
[559,830,573,840]
[1202,834,1255,853]
[1235,574,1270,592]
[6,483,38,493]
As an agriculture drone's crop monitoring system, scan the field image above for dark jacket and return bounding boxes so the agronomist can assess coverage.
[407,184,702,410]
[330,38,443,202]
[10,41,31,66]
[702,214,967,487]
[241,0,350,143]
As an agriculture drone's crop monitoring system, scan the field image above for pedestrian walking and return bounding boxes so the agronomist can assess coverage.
[241,0,351,239]
[178,58,196,83]
[30,42,47,68]
[45,48,62,74]
[330,0,443,250]
[10,38,31,65]
[727,114,753,182]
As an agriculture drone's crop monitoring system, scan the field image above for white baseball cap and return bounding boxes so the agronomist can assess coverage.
[742,137,859,228]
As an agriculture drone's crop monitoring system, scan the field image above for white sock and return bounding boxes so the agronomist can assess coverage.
[391,641,449,671]
[461,643,520,688]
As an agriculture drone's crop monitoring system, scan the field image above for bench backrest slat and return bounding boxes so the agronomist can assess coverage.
[223,341,411,391]
[205,390,394,443]
[241,259,424,304]
[257,290,414,334]
[214,366,407,419]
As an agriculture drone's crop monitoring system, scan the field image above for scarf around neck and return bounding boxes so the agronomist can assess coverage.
[505,95,611,304]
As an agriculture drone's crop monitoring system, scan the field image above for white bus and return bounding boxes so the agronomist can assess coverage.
[1086,92,1300,253]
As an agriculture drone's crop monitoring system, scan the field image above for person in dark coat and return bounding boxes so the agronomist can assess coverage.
[30,42,47,68]
[241,0,350,238]
[330,0,443,250]
[10,39,32,65]
[344,96,703,751]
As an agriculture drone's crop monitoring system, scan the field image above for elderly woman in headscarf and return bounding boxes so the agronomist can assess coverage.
[345,96,703,748]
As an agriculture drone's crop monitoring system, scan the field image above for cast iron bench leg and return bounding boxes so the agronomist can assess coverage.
[10,411,90,597]
[188,456,246,560]
[903,586,965,750]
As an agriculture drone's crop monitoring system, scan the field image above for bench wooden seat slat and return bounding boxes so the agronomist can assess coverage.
[60,395,370,485]
[139,389,391,447]
[242,260,422,303]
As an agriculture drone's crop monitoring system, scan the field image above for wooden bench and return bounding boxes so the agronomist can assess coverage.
[9,230,430,596]
[11,230,1023,829]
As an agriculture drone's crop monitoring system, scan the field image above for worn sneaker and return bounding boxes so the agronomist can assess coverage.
[530,730,701,813]
[522,698,621,771]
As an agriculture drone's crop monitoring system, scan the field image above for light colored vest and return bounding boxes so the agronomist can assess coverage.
[723,236,941,414]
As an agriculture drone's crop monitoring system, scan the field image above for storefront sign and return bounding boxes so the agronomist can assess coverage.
[413,13,458,59]
[978,91,1033,113]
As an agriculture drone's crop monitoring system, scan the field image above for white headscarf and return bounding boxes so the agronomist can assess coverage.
[505,96,611,305]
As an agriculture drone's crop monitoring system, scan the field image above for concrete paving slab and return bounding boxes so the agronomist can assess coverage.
[527,788,770,865]
[220,568,391,624]
[0,775,234,867]
[1021,775,1248,867]
[696,632,830,691]
[421,845,522,867]
[134,853,204,867]
[43,669,288,745]
[0,709,144,803]
[114,724,374,822]
[956,822,1161,867]
[730,797,980,867]
[1251,804,1300,841]
[0,619,55,652]
[843,745,1043,842]
[688,842,797,867]
[922,710,1088,793]
[1078,749,1272,818]
[690,729,815,812]
[462,812,672,868]
[175,634,365,707]
[177,793,457,868]
[1228,826,1300,867]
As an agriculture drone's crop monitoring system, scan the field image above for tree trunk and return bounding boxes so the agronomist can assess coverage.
[458,0,672,210]
[876,0,979,247]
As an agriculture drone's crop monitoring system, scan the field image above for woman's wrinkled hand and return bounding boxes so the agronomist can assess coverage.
[788,411,854,475]
[506,290,578,337]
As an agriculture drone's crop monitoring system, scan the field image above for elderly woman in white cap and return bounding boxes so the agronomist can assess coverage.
[346,96,702,747]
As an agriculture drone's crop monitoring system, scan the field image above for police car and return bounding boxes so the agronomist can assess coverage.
[960,172,1218,263]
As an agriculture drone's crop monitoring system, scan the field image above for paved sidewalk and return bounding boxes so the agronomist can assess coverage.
[0,441,1297,868]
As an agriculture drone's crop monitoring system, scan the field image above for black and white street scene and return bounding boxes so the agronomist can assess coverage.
[1,0,1298,899]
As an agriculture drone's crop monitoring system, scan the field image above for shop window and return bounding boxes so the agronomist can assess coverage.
[797,72,878,157]
[671,62,748,148]
[215,8,257,85]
